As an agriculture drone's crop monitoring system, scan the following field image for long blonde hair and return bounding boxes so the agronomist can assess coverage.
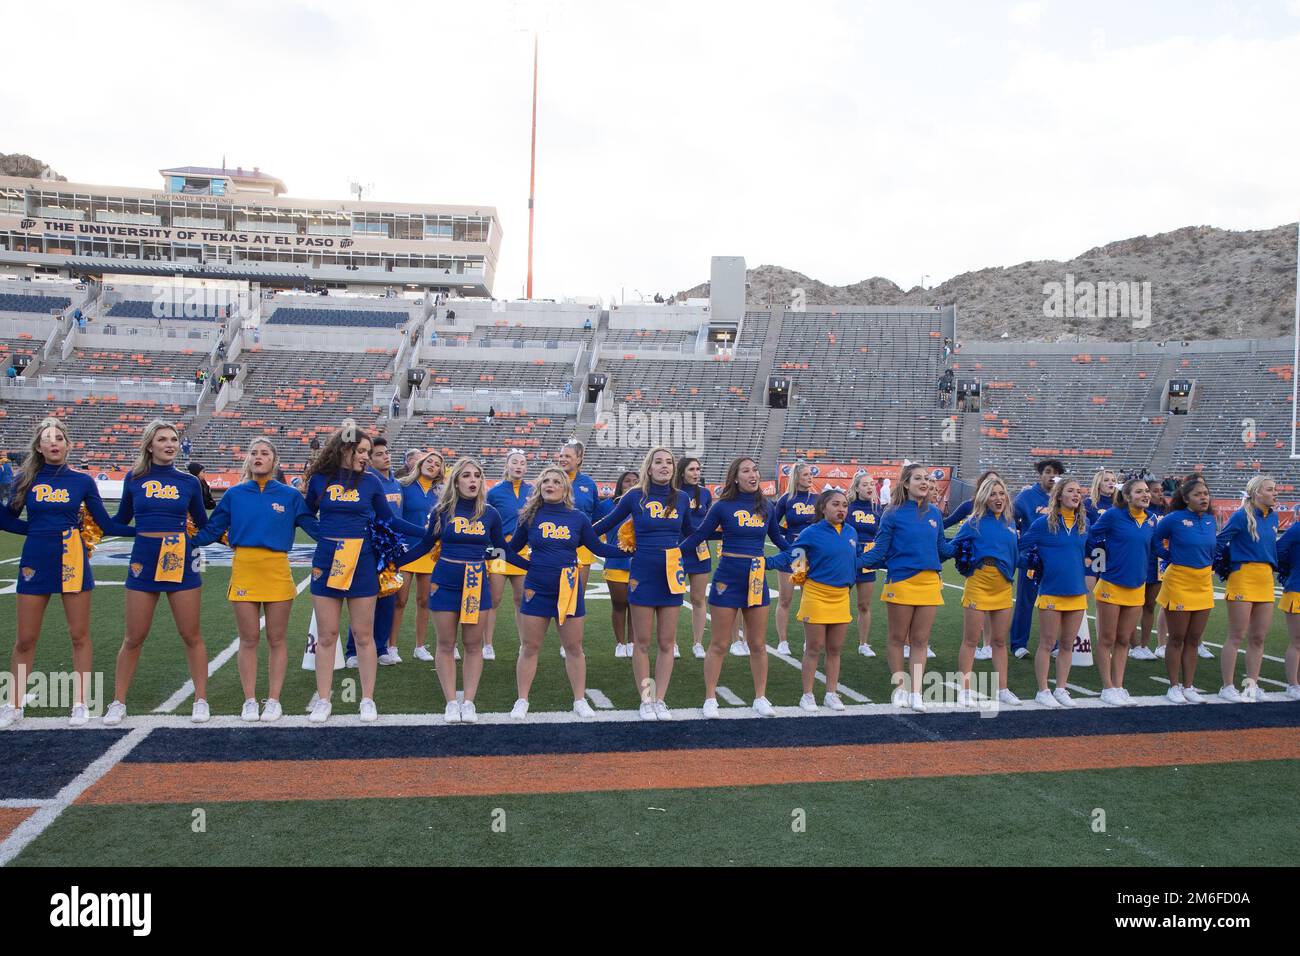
[638,445,679,506]
[11,417,70,509]
[970,476,1012,526]
[1045,478,1087,534]
[786,461,811,498]
[517,466,574,527]
[399,450,444,488]
[1243,474,1274,542]
[131,419,180,478]
[847,471,877,504]
[891,463,927,508]
[1089,469,1116,510]
[238,436,279,483]
[434,457,487,522]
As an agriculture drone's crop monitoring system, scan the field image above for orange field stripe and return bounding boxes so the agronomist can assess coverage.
[0,808,37,842]
[77,728,1300,806]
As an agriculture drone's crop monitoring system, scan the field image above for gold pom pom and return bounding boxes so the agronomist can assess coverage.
[618,522,636,552]
[378,565,404,597]
[186,516,199,538]
[430,542,442,564]
[78,505,104,555]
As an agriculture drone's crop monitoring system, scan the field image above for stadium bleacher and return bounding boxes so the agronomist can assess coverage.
[0,293,70,315]
[266,307,410,328]
[389,411,577,467]
[419,359,573,390]
[0,396,193,470]
[51,348,207,382]
[106,300,226,321]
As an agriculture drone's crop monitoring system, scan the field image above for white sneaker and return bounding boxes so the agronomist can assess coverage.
[1285,684,1300,701]
[240,698,260,722]
[482,645,497,661]
[1241,681,1263,703]
[308,698,332,723]
[1166,685,1187,704]
[909,692,926,712]
[305,692,320,713]
[799,692,818,712]
[359,698,378,722]
[653,700,673,720]
[387,647,403,664]
[68,703,89,727]
[998,688,1022,706]
[1100,688,1126,707]
[672,644,681,658]
[1051,687,1075,708]
[1118,688,1135,706]
[1051,647,1059,659]
[191,699,210,723]
[614,643,627,658]
[926,646,936,659]
[975,646,993,661]
[454,646,461,661]
[573,699,596,718]
[730,639,750,657]
[776,640,791,655]
[260,699,283,722]
[345,655,358,669]
[702,698,720,718]
[1154,645,1167,660]
[378,651,397,666]
[460,700,478,723]
[1035,689,1062,708]
[1183,686,1205,704]
[752,696,775,717]
[1014,647,1030,659]
[1219,685,1243,703]
[0,697,22,728]
[510,698,530,720]
[1198,643,1214,659]
[413,645,435,662]
[692,643,705,659]
[1136,646,1157,661]
[445,700,462,723]
[858,644,876,658]
[956,689,974,708]
[102,700,127,725]
[891,687,909,708]
[903,644,910,658]
[639,702,658,721]
[824,692,845,711]
[559,646,567,659]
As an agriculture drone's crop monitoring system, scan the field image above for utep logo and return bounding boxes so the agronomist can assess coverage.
[539,521,572,541]
[451,516,486,536]
[34,484,71,503]
[737,510,765,528]
[142,480,180,500]
[327,485,361,502]
[646,501,676,520]
[271,502,285,513]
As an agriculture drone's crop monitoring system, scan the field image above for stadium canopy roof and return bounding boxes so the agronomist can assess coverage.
[159,165,288,195]
[64,257,305,284]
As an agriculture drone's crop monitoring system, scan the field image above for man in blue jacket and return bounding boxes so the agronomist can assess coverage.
[1010,458,1064,658]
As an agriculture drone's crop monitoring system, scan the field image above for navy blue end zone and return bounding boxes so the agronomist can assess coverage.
[122,703,1300,764]
[0,730,129,799]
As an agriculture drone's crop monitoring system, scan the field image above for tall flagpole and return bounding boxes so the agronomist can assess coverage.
[526,32,538,300]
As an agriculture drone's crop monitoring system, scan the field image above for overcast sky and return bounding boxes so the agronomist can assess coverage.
[5,0,1299,301]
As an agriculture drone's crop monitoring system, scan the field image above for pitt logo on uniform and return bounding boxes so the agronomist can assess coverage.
[737,511,765,528]
[853,511,876,525]
[646,501,673,519]
[451,516,486,536]
[271,502,285,513]
[327,485,361,502]
[793,503,815,515]
[539,521,572,540]
[34,485,70,503]
[142,480,180,500]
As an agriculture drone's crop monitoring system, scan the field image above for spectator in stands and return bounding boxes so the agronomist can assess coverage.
[391,395,401,418]
[187,461,217,511]
[583,316,592,330]
[181,436,192,460]
[398,448,421,480]
[446,309,456,323]
[5,365,15,381]
[0,451,12,504]
[563,381,572,397]
[429,328,438,345]
[1009,458,1065,660]
[943,337,953,359]
[653,293,664,303]
[310,435,322,453]
[487,405,496,424]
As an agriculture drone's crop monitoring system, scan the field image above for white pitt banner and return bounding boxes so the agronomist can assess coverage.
[301,610,345,670]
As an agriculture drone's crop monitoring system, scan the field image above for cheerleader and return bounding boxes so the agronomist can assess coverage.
[392,450,444,663]
[427,458,517,723]
[772,461,817,655]
[845,471,885,658]
[0,418,134,728]
[951,475,1020,706]
[1217,475,1278,702]
[677,456,714,660]
[344,436,403,666]
[103,420,211,725]
[302,426,434,723]
[1020,476,1088,709]
[942,470,1002,530]
[504,467,624,719]
[1009,458,1064,659]
[769,489,873,712]
[556,439,601,590]
[189,437,318,721]
[1152,476,1216,702]
[1273,518,1300,699]
[483,450,530,662]
[1086,476,1156,705]
[861,463,955,711]
[678,456,787,717]
[591,446,691,719]
[596,470,639,658]
[1083,468,1117,525]
[1130,478,1165,661]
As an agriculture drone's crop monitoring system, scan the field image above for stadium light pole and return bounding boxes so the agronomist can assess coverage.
[526,32,539,300]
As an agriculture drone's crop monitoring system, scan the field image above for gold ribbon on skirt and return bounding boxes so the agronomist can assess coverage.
[155,533,187,583]
[747,556,766,607]
[327,538,363,591]
[460,561,484,623]
[557,564,579,625]
[665,547,687,595]
[61,528,85,593]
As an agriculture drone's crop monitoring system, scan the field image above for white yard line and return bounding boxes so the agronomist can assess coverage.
[715,685,746,706]
[0,725,152,866]
[585,688,615,709]
[154,573,311,713]
[0,798,53,809]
